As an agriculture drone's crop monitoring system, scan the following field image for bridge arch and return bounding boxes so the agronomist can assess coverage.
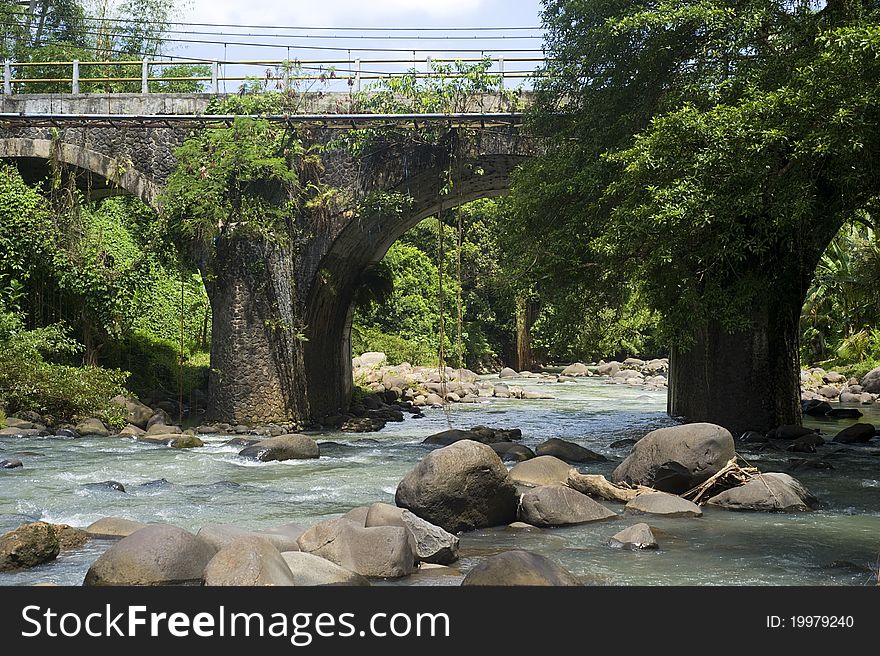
[303,150,529,418]
[0,138,158,207]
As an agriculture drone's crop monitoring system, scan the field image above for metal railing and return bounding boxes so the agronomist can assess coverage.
[2,56,545,95]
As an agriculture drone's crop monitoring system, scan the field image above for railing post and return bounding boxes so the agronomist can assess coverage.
[211,61,219,94]
[72,59,79,94]
[141,59,149,93]
[282,63,290,92]
[3,60,11,95]
[354,58,360,92]
[499,57,505,90]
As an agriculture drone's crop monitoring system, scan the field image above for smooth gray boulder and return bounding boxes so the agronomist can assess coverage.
[518,485,617,527]
[498,367,519,378]
[85,517,146,539]
[612,423,735,493]
[490,442,535,462]
[608,523,658,550]
[535,438,606,463]
[238,434,320,461]
[111,395,153,429]
[364,502,460,565]
[75,418,109,437]
[462,550,581,586]
[280,552,370,586]
[706,473,815,512]
[197,523,301,553]
[561,362,589,376]
[83,524,217,585]
[860,365,880,393]
[395,440,518,532]
[203,536,296,586]
[625,492,703,518]
[296,520,416,578]
[509,455,572,487]
[833,423,876,444]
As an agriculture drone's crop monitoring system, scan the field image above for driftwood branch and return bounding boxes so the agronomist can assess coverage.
[680,457,760,504]
[566,469,653,503]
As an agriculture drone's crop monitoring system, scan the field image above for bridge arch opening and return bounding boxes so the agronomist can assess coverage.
[303,152,529,419]
[0,138,158,208]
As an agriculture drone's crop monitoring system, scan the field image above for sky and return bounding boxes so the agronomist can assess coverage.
[167,0,548,91]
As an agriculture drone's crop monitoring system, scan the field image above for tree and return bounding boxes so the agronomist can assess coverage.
[508,0,880,433]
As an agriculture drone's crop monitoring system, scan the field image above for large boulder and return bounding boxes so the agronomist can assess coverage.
[597,361,620,376]
[535,438,606,463]
[395,440,518,532]
[518,485,617,527]
[462,550,581,586]
[0,522,60,572]
[280,552,370,586]
[833,423,876,444]
[111,395,153,429]
[85,517,146,539]
[203,537,296,586]
[197,523,302,553]
[75,418,109,437]
[238,434,320,461]
[509,455,572,487]
[359,352,387,368]
[498,367,519,378]
[421,429,480,446]
[83,524,217,585]
[706,473,816,512]
[1,458,23,469]
[364,503,460,565]
[561,362,589,376]
[624,492,703,518]
[296,519,416,578]
[767,425,818,440]
[611,423,735,494]
[608,523,658,550]
[859,365,880,393]
[801,399,832,416]
[490,442,535,462]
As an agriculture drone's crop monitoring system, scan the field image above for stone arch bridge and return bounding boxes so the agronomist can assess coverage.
[0,93,539,424]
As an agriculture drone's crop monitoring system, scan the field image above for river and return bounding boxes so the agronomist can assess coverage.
[1,374,879,586]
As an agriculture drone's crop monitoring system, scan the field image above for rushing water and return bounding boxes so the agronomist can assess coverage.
[1,375,879,586]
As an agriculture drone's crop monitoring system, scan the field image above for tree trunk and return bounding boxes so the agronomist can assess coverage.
[202,235,309,425]
[514,294,537,371]
[668,290,802,437]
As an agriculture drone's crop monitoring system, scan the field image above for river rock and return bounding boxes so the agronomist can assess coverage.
[364,503,460,565]
[518,485,617,527]
[597,361,620,376]
[0,458,23,469]
[118,424,146,438]
[462,550,581,586]
[0,522,60,572]
[802,399,833,416]
[75,418,109,437]
[83,524,217,585]
[145,409,171,431]
[204,536,296,586]
[280,552,370,586]
[608,523,658,550]
[625,492,703,518]
[490,442,535,462]
[469,425,522,443]
[509,455,572,487]
[767,425,818,440]
[561,362,589,376]
[238,434,320,461]
[296,520,416,578]
[818,385,842,399]
[422,429,480,446]
[859,365,880,393]
[833,423,876,444]
[609,438,637,449]
[493,384,510,398]
[54,525,90,550]
[825,408,863,419]
[706,473,815,512]
[85,517,147,539]
[425,393,444,406]
[612,423,735,493]
[839,392,862,404]
[197,523,302,552]
[111,395,153,429]
[86,480,125,492]
[498,367,519,378]
[54,428,80,438]
[535,438,606,463]
[395,440,518,532]
[359,352,387,368]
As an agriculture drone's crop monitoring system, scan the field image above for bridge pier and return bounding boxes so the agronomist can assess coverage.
[203,235,310,424]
